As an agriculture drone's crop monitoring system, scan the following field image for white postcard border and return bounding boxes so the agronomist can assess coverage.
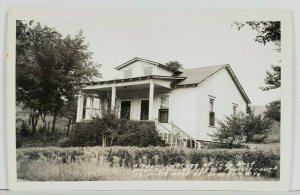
[6,8,294,191]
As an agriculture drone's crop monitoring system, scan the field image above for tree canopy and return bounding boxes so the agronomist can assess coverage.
[264,100,281,122]
[165,61,183,71]
[233,21,281,91]
[210,111,272,148]
[16,20,101,124]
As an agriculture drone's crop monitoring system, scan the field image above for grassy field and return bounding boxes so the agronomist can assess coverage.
[17,146,280,181]
[17,158,277,181]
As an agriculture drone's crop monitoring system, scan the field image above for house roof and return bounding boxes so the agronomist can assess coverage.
[175,64,251,104]
[85,57,250,104]
[175,64,227,86]
[115,57,182,73]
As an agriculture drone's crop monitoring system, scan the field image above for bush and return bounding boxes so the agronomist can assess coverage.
[210,111,273,148]
[264,100,280,122]
[17,146,280,178]
[68,111,165,147]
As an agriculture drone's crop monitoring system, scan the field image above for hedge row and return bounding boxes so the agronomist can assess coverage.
[17,146,280,178]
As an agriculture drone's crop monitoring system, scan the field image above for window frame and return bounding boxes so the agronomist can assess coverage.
[232,103,238,117]
[82,96,91,120]
[208,96,215,127]
[120,99,132,120]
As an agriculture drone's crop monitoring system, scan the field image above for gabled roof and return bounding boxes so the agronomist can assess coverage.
[175,64,251,104]
[115,57,182,73]
[175,64,227,86]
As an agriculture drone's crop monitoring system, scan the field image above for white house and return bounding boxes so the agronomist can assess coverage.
[76,57,251,148]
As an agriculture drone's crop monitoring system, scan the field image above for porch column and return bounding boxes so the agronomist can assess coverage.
[76,93,84,122]
[149,81,154,120]
[111,86,116,110]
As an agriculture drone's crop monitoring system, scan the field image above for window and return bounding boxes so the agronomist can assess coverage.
[120,101,131,119]
[160,96,169,109]
[209,98,215,126]
[159,96,169,123]
[93,98,101,117]
[124,69,132,78]
[143,67,153,76]
[233,104,238,116]
[82,96,91,120]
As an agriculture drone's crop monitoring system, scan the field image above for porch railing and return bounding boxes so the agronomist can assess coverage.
[155,120,201,149]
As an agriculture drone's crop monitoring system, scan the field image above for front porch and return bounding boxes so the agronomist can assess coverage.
[76,76,202,149]
[76,77,174,122]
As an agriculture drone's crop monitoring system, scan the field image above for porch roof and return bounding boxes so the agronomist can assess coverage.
[83,75,186,86]
[82,75,186,90]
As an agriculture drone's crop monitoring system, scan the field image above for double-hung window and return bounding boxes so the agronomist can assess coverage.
[233,104,238,117]
[209,97,215,126]
[82,96,91,120]
[158,96,169,123]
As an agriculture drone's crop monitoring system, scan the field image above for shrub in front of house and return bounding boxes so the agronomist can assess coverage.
[210,111,273,148]
[66,112,165,147]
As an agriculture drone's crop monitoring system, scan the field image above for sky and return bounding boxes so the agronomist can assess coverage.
[36,10,281,106]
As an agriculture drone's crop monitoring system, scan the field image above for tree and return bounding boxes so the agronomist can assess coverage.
[165,61,183,71]
[264,100,281,122]
[16,20,101,145]
[61,99,78,137]
[210,111,272,148]
[233,21,281,90]
[260,66,281,91]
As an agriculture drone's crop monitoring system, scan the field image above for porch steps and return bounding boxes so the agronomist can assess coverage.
[155,120,201,149]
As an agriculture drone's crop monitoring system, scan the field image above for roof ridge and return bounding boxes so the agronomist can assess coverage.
[182,64,228,71]
[115,57,181,73]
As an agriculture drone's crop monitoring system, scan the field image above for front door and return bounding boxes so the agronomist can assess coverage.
[120,101,131,119]
[140,100,149,120]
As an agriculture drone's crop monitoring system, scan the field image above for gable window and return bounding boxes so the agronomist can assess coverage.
[209,98,215,126]
[233,104,238,117]
[143,67,153,76]
[124,69,132,78]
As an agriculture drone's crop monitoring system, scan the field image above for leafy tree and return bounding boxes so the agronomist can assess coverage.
[165,61,183,71]
[264,100,281,122]
[16,20,101,145]
[260,66,281,91]
[233,21,280,51]
[233,21,281,90]
[210,113,247,148]
[243,111,273,143]
[211,111,272,148]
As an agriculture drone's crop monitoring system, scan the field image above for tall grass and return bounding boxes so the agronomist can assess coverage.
[17,146,280,181]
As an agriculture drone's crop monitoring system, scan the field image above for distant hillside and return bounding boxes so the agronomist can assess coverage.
[251,105,280,143]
